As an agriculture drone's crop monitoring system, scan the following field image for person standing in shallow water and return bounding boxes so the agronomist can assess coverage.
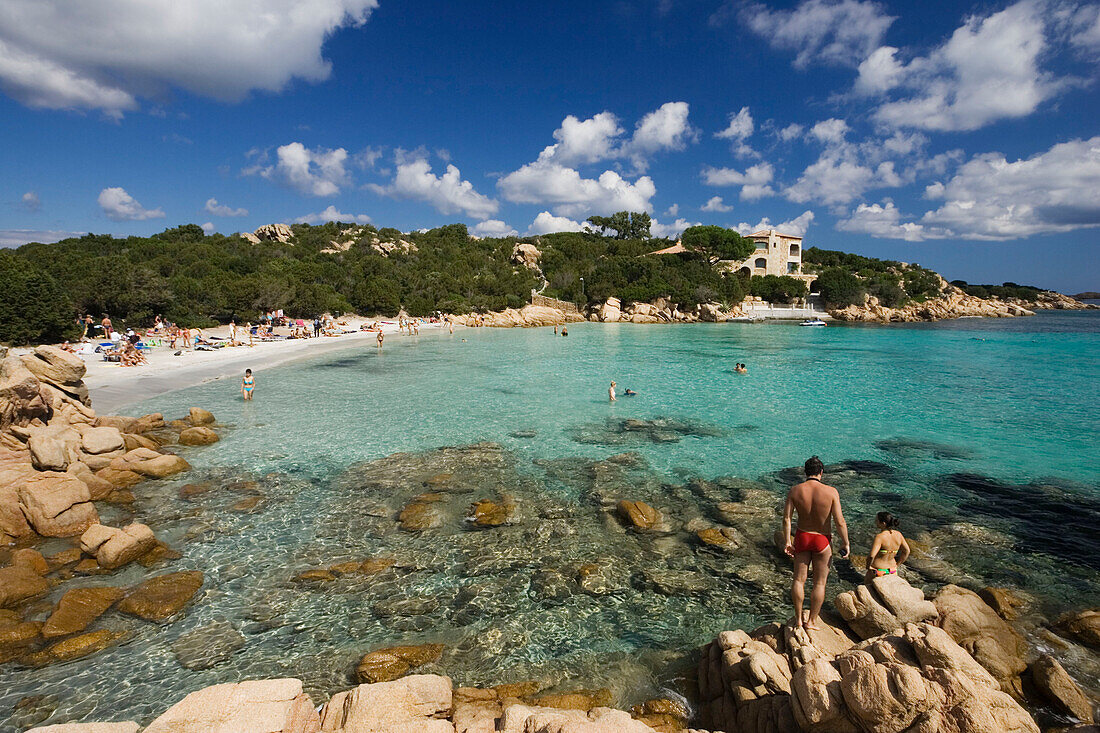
[377,330,384,348]
[783,456,850,631]
[608,381,616,402]
[241,369,255,401]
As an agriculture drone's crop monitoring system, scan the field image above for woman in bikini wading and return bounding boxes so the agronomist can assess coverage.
[866,511,910,582]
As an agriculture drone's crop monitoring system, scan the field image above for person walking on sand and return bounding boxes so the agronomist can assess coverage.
[609,381,617,402]
[241,369,255,401]
[866,511,910,582]
[101,314,113,339]
[783,456,850,631]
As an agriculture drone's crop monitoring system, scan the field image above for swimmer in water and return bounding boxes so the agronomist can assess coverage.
[561,326,568,336]
[609,381,616,402]
[242,369,255,401]
[735,363,747,374]
[624,389,637,396]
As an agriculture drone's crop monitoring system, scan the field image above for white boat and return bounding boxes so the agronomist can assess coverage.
[799,318,828,327]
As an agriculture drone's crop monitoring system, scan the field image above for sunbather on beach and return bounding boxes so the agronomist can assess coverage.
[866,512,910,582]
[783,456,850,631]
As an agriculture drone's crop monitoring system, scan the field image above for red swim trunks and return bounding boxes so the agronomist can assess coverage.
[793,530,831,554]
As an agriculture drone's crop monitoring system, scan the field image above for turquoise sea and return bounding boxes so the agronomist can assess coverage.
[3,311,1099,729]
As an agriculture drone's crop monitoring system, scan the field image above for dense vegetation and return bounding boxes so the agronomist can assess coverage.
[950,280,1044,301]
[0,219,1058,345]
[804,247,945,308]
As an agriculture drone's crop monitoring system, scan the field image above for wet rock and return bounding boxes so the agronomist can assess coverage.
[399,499,442,531]
[642,568,713,596]
[631,698,690,732]
[1052,608,1100,650]
[187,407,215,426]
[530,569,573,603]
[178,482,212,500]
[136,542,182,568]
[356,643,446,683]
[230,495,263,512]
[468,497,514,527]
[178,427,218,446]
[616,499,660,530]
[509,430,537,439]
[360,557,397,575]
[36,628,127,663]
[695,526,744,552]
[123,432,160,452]
[530,688,613,712]
[576,562,626,596]
[171,620,245,670]
[1031,655,1095,725]
[933,584,1028,695]
[18,471,99,537]
[978,587,1028,621]
[328,561,362,576]
[26,723,139,732]
[0,621,42,662]
[95,467,143,489]
[9,693,59,730]
[117,570,204,622]
[321,674,451,731]
[295,569,336,582]
[0,566,50,608]
[105,489,135,504]
[47,548,83,570]
[42,586,125,638]
[11,548,49,575]
[144,678,317,733]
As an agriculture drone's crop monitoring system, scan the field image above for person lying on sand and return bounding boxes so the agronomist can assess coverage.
[783,456,850,631]
[866,511,910,582]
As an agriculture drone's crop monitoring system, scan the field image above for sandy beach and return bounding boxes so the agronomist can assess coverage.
[69,318,448,414]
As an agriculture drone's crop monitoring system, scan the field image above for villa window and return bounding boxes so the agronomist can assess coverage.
[788,262,799,274]
[754,257,767,269]
[790,244,800,256]
[755,241,767,250]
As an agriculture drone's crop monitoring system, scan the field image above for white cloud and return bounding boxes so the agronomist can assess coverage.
[0,0,378,117]
[650,217,700,238]
[539,111,624,166]
[665,203,680,217]
[809,118,849,144]
[716,107,754,140]
[370,155,498,220]
[536,103,696,172]
[628,102,697,162]
[839,137,1100,241]
[354,146,384,169]
[247,142,350,197]
[528,211,587,235]
[837,201,926,241]
[499,159,656,219]
[471,219,518,237]
[701,196,733,212]
[920,136,1100,239]
[20,191,40,212]
[867,1,1059,131]
[785,155,875,207]
[97,187,165,221]
[736,210,815,237]
[293,205,371,225]
[778,124,805,142]
[740,0,896,68]
[204,197,248,217]
[0,229,84,248]
[701,162,776,200]
[201,222,216,235]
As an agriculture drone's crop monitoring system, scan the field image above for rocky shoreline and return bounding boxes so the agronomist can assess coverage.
[2,346,1098,731]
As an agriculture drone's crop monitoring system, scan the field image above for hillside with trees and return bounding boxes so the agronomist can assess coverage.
[0,215,1079,344]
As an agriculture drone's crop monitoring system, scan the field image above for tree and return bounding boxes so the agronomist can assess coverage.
[815,268,865,307]
[680,225,755,265]
[586,211,651,240]
[0,253,74,344]
[750,275,809,303]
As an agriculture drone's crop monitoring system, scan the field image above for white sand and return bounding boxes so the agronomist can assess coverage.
[73,317,447,414]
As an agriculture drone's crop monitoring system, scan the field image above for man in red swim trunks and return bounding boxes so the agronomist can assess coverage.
[783,456,850,631]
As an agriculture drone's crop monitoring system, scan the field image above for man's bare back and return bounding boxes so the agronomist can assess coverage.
[782,456,849,631]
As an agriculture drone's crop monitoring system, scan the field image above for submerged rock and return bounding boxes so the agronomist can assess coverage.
[171,620,245,670]
[468,497,514,527]
[356,643,445,683]
[178,427,218,446]
[1052,608,1100,650]
[42,587,125,638]
[117,571,203,622]
[1029,654,1094,724]
[616,500,660,531]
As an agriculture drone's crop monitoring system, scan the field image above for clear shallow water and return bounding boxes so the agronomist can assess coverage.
[3,312,1099,730]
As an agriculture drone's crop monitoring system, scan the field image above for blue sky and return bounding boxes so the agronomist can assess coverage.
[1,0,1098,291]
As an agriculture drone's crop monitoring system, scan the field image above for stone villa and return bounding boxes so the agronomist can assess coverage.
[723,229,814,286]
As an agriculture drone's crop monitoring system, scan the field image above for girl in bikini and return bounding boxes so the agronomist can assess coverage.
[866,511,910,582]
[242,369,255,401]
